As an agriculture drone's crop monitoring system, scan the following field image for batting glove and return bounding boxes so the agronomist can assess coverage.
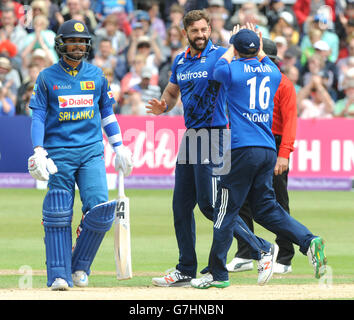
[114,144,133,177]
[28,147,58,181]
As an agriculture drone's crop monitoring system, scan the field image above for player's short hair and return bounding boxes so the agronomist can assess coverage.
[183,9,210,30]
[238,51,258,58]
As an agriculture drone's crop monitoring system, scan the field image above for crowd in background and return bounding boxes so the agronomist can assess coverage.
[0,0,354,119]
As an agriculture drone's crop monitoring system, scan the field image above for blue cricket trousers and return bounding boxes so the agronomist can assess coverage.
[209,146,316,281]
[47,141,108,213]
[173,127,224,278]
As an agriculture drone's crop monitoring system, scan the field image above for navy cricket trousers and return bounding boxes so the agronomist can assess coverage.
[173,128,223,278]
[209,146,316,281]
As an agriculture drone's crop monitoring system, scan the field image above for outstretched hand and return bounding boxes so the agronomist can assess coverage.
[230,24,241,39]
[146,98,167,115]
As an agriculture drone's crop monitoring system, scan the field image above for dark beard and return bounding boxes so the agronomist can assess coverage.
[188,35,209,52]
[66,50,85,61]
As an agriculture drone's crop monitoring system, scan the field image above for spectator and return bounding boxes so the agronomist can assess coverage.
[15,81,35,116]
[210,28,227,47]
[209,12,231,47]
[206,0,232,30]
[338,56,354,98]
[62,0,94,35]
[318,69,338,101]
[20,14,58,72]
[0,37,16,59]
[282,46,302,73]
[120,88,146,115]
[143,0,167,41]
[300,28,323,66]
[344,18,354,48]
[207,0,233,16]
[0,7,27,70]
[112,19,145,80]
[0,55,20,105]
[334,69,354,117]
[129,20,145,40]
[115,11,133,37]
[336,3,354,60]
[133,9,165,52]
[300,14,339,63]
[134,10,151,35]
[297,74,334,119]
[283,64,302,93]
[259,0,288,32]
[102,67,120,114]
[30,48,51,71]
[274,36,288,61]
[301,52,325,86]
[163,0,200,21]
[282,24,300,48]
[270,11,299,46]
[0,80,14,116]
[82,0,98,31]
[120,66,162,116]
[16,62,41,115]
[127,34,162,80]
[166,3,184,29]
[93,0,134,23]
[337,37,354,92]
[293,0,336,32]
[0,0,24,23]
[312,40,339,96]
[159,41,184,92]
[94,14,128,56]
[0,7,27,45]
[131,66,161,106]
[112,21,144,82]
[42,0,63,33]
[163,24,187,56]
[119,54,147,107]
[29,0,50,32]
[92,38,117,70]
[230,2,270,38]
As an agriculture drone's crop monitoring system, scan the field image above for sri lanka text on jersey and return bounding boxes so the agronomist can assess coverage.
[59,110,94,121]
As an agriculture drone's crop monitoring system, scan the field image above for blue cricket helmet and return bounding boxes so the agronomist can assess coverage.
[55,19,92,61]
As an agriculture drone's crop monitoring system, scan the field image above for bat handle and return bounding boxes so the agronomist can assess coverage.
[118,170,125,197]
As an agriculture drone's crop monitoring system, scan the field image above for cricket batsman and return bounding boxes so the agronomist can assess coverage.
[27,19,133,290]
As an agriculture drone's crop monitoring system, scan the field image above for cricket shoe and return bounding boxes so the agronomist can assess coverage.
[307,237,327,279]
[72,270,89,287]
[257,244,279,285]
[191,273,230,289]
[273,263,292,274]
[226,257,253,272]
[152,269,192,287]
[51,278,69,291]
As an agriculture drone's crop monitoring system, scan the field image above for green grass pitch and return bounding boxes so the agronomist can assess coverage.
[0,188,353,288]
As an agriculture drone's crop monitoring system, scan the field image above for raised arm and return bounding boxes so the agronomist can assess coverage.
[146,81,180,115]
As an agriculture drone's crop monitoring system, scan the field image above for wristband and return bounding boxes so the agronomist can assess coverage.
[163,104,169,113]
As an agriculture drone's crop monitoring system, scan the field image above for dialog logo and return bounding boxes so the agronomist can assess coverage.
[58,94,94,108]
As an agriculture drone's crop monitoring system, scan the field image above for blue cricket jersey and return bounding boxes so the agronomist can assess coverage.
[30,59,115,148]
[170,40,228,129]
[213,56,282,150]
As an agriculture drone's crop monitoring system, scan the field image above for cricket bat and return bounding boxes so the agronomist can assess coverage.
[114,170,132,280]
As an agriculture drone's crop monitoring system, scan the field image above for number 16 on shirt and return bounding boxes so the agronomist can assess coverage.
[114,170,132,279]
